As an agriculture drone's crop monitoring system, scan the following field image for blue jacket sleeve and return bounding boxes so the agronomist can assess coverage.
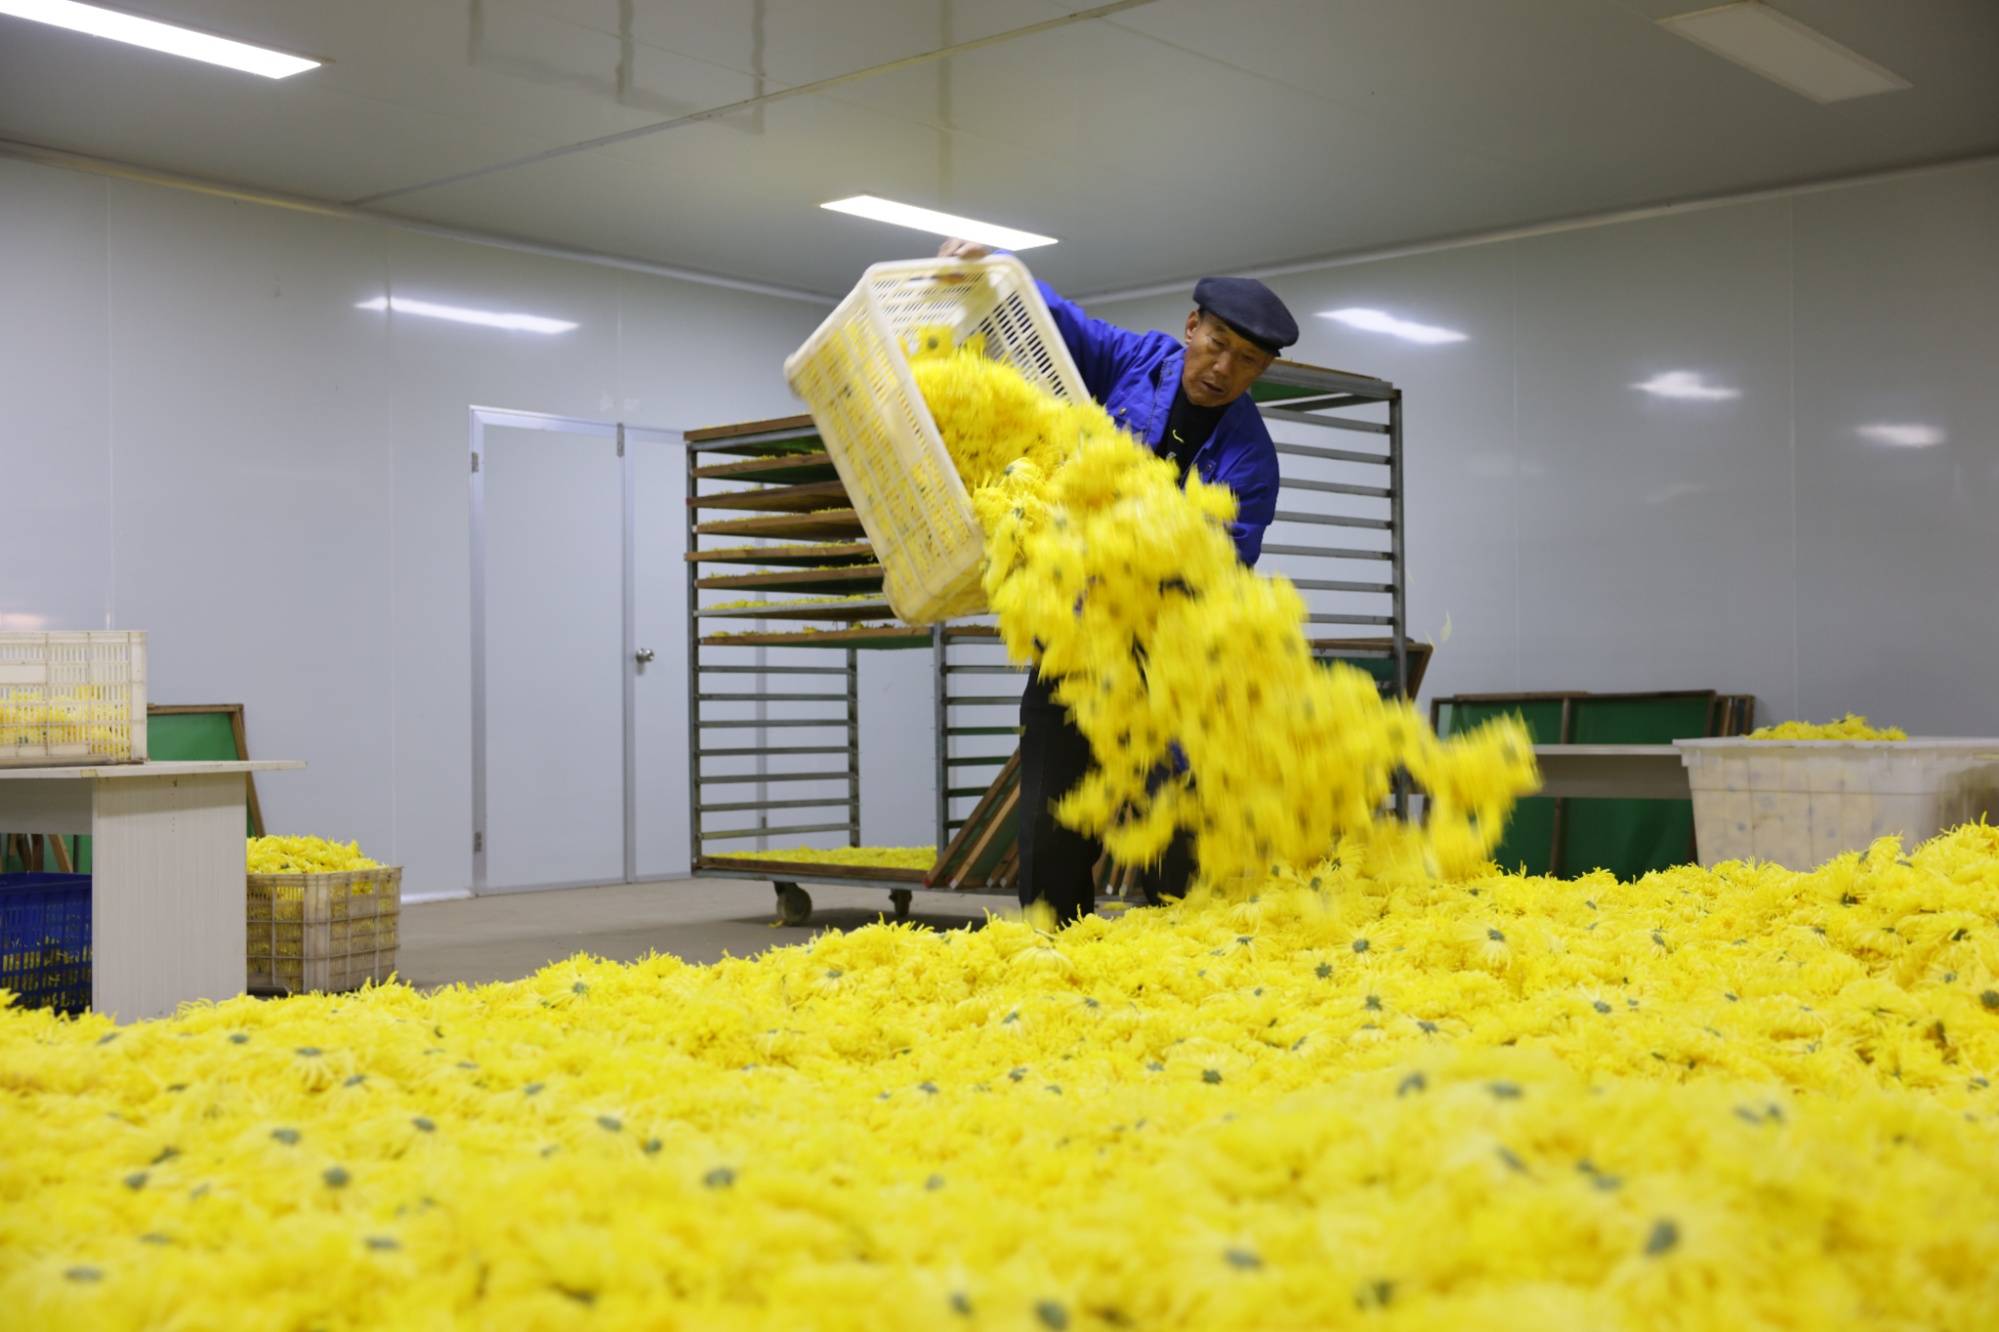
[1226,461,1279,567]
[1036,279,1143,404]
[1211,406,1280,567]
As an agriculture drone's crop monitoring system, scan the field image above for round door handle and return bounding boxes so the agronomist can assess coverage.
[635,648,657,664]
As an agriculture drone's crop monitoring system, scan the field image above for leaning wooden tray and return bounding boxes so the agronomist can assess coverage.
[694,509,867,542]
[693,854,928,884]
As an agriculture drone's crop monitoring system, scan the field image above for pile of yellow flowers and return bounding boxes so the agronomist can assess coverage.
[0,684,132,757]
[246,836,381,878]
[1751,714,1908,741]
[6,825,1999,1328]
[709,846,936,870]
[909,334,1538,883]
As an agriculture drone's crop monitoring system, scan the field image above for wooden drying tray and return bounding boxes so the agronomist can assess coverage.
[693,450,839,485]
[684,414,822,456]
[698,598,893,622]
[697,564,885,595]
[688,541,875,568]
[694,509,866,542]
[694,854,928,884]
[700,624,930,650]
[691,479,852,515]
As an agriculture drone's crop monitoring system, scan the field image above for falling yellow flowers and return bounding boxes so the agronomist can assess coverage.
[6,825,1999,1328]
[908,334,1538,884]
[1751,713,1908,741]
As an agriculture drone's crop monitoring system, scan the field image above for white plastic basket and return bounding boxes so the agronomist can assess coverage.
[1676,737,1999,867]
[0,631,148,767]
[783,256,1088,625]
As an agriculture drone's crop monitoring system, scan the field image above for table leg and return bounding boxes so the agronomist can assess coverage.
[91,772,247,1021]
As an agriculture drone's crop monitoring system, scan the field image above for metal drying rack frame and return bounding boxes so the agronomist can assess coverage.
[687,359,1409,925]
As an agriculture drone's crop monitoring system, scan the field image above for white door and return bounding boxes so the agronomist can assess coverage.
[473,413,627,892]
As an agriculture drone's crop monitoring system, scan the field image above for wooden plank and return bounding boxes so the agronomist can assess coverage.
[697,565,886,595]
[691,479,853,514]
[991,844,1019,894]
[700,626,929,651]
[698,598,893,623]
[693,451,838,484]
[687,541,875,568]
[692,854,927,884]
[928,751,1019,886]
[952,783,1019,891]
[694,509,866,542]
[685,414,817,444]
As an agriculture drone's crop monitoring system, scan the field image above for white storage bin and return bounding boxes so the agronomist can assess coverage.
[784,256,1087,625]
[1676,737,1999,868]
[0,631,148,767]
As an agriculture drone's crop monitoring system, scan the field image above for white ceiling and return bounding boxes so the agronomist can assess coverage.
[2,0,1995,297]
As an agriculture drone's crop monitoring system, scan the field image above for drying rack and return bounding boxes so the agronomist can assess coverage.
[689,359,1409,924]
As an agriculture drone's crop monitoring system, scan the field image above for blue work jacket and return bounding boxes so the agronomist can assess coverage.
[1037,280,1280,566]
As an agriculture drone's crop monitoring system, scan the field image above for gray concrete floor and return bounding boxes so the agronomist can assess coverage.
[398,874,1015,988]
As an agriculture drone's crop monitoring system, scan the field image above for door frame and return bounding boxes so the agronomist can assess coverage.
[467,406,682,895]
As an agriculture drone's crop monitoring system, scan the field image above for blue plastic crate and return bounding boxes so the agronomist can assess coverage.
[0,872,91,1014]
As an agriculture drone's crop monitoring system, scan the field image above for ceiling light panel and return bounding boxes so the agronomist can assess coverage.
[356,296,577,335]
[820,196,1057,251]
[1659,2,1909,104]
[0,0,321,78]
[1318,307,1468,345]
[1632,370,1741,401]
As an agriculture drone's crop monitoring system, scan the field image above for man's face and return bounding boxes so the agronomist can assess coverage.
[1181,310,1276,407]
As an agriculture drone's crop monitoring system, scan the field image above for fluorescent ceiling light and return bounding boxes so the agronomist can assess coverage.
[1319,307,1468,345]
[0,0,321,78]
[1659,2,1908,104]
[356,296,577,335]
[820,195,1057,250]
[1856,422,1945,448]
[1632,370,1741,401]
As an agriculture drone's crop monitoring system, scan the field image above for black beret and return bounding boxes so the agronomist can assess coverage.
[1192,276,1298,354]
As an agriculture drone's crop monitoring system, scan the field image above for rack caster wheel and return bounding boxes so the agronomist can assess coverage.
[775,881,813,926]
[889,889,913,923]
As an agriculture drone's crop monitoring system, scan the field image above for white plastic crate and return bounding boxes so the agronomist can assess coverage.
[0,631,148,767]
[247,866,401,994]
[783,256,1088,625]
[1676,737,1999,867]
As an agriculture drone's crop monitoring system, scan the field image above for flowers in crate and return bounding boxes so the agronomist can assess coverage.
[246,836,380,877]
[1751,713,1908,741]
[0,685,129,756]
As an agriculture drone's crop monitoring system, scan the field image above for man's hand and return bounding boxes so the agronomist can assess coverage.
[937,238,993,260]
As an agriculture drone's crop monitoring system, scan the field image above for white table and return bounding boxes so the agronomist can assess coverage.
[0,760,303,1021]
[1533,745,1690,800]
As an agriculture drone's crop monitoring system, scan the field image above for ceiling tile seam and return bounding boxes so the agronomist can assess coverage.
[0,137,841,304]
[1096,14,1532,175]
[1073,146,1999,303]
[341,0,1164,207]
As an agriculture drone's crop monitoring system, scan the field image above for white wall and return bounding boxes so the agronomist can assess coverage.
[1,156,829,895]
[1089,159,1999,737]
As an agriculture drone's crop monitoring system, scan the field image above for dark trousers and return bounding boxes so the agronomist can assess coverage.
[1018,671,1194,922]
